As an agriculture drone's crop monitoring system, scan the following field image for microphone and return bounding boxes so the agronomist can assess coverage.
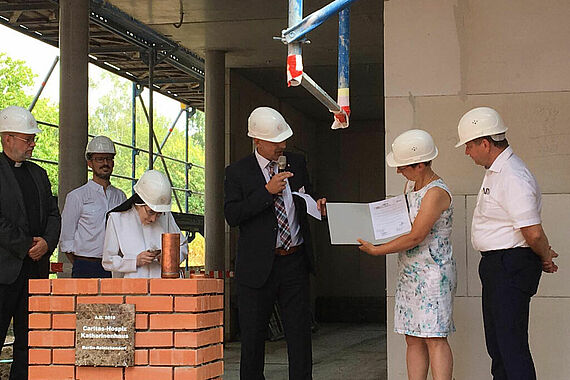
[277,155,287,173]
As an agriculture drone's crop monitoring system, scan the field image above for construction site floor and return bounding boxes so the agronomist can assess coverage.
[223,323,387,379]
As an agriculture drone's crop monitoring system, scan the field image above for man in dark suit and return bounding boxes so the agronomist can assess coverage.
[0,106,61,379]
[224,106,326,380]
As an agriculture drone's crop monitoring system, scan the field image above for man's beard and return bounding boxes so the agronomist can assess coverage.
[95,168,112,180]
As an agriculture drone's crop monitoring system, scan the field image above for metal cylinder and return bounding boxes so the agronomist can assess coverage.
[161,233,180,278]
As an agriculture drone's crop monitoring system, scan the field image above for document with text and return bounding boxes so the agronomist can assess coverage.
[326,195,412,245]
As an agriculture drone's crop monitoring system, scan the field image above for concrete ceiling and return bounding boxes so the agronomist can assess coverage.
[108,0,383,122]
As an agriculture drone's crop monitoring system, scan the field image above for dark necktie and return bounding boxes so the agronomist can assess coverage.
[268,162,292,250]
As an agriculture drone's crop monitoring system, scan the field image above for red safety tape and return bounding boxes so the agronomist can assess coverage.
[287,54,303,87]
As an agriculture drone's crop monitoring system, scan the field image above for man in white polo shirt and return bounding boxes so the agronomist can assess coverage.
[59,136,126,277]
[456,107,558,380]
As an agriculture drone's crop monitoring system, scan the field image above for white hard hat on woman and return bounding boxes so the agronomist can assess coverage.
[455,107,508,147]
[386,129,439,167]
[247,107,293,142]
[133,170,172,212]
[0,106,42,134]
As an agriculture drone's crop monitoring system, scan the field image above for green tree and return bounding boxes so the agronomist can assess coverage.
[0,52,60,194]
[88,72,206,214]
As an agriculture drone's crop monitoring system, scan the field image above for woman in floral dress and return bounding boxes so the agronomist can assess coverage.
[359,129,456,380]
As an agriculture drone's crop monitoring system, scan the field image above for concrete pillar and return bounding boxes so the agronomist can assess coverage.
[58,0,89,263]
[204,51,226,271]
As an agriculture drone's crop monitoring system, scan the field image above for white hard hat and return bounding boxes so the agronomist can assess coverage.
[0,106,41,134]
[133,170,172,213]
[455,107,508,147]
[85,135,116,160]
[247,107,293,143]
[386,129,439,167]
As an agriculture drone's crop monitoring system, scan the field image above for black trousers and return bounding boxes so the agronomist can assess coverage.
[72,256,112,278]
[479,247,542,380]
[238,248,312,380]
[0,258,39,380]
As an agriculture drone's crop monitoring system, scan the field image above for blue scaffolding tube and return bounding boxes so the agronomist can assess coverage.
[282,0,358,129]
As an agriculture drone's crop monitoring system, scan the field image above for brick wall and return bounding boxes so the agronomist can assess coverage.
[28,278,224,380]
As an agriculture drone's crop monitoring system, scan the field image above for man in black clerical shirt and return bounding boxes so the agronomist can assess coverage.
[0,106,61,380]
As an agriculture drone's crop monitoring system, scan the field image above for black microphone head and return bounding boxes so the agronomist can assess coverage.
[277,155,287,171]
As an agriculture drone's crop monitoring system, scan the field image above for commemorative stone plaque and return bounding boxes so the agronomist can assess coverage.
[75,303,135,366]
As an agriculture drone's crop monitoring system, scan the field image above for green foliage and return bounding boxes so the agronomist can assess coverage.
[0,52,60,194]
[88,72,205,214]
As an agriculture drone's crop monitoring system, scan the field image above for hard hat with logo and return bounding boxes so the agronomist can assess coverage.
[85,135,116,160]
[247,107,293,143]
[0,106,42,134]
[386,129,439,167]
[455,107,508,148]
[133,170,172,212]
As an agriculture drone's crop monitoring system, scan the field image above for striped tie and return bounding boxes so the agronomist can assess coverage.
[269,162,292,250]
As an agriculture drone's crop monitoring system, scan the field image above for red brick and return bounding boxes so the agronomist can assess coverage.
[101,278,149,294]
[174,361,224,380]
[77,295,123,304]
[28,365,75,379]
[150,278,223,295]
[149,344,222,366]
[29,313,51,329]
[135,331,173,347]
[76,367,123,380]
[126,296,173,312]
[135,349,149,365]
[52,278,99,295]
[124,366,173,380]
[29,348,51,364]
[150,311,223,330]
[174,295,223,312]
[52,348,75,364]
[136,314,149,329]
[29,330,75,347]
[196,344,224,364]
[52,313,76,329]
[29,279,51,294]
[29,296,75,312]
[175,327,223,348]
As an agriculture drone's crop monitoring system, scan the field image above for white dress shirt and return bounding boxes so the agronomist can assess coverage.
[59,180,127,258]
[255,150,303,248]
[471,146,542,252]
[102,206,188,278]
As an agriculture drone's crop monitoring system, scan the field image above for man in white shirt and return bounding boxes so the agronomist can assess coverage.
[456,107,558,380]
[59,135,126,278]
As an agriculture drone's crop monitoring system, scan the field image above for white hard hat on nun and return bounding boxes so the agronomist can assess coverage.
[133,170,172,213]
[0,106,42,134]
[247,107,293,143]
[455,107,508,148]
[85,135,116,160]
[386,129,439,167]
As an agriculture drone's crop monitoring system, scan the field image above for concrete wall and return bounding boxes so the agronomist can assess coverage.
[384,0,570,379]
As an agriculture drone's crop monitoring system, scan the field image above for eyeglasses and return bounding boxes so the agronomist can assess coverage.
[91,156,114,163]
[143,205,163,217]
[9,134,35,145]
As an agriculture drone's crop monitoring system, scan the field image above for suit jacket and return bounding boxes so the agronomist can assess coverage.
[224,152,315,288]
[0,153,61,284]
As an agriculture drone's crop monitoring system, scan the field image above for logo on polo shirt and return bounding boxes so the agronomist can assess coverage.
[482,187,490,195]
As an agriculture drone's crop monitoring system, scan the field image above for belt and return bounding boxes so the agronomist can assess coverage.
[74,255,102,262]
[275,245,302,256]
[481,247,532,257]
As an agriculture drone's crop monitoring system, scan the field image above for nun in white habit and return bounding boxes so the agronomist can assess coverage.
[102,170,187,278]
